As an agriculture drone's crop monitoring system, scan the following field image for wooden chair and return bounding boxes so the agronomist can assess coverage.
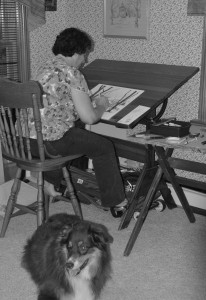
[0,78,83,237]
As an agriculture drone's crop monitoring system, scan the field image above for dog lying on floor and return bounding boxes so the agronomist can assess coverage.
[21,213,113,300]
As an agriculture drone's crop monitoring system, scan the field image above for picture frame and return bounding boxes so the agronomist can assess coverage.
[45,0,57,11]
[187,0,206,15]
[104,0,150,39]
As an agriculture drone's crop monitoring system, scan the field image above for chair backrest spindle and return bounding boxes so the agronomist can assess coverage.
[15,108,26,159]
[0,111,10,153]
[0,79,45,164]
[32,94,45,162]
[7,107,20,158]
[1,106,15,157]
[22,108,32,160]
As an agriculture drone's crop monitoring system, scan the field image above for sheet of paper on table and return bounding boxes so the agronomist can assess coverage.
[90,84,149,126]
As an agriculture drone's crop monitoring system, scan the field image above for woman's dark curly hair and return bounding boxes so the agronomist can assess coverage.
[52,27,93,57]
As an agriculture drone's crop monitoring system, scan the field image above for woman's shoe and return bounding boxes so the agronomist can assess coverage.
[110,202,128,218]
[44,181,61,197]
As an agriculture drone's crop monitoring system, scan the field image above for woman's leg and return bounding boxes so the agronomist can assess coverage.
[48,128,126,207]
[42,120,87,189]
[29,139,62,197]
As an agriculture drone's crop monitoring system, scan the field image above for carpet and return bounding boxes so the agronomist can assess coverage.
[0,201,206,300]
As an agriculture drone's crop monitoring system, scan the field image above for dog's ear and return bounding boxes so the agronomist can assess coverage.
[47,214,81,243]
[57,225,73,243]
[89,223,113,248]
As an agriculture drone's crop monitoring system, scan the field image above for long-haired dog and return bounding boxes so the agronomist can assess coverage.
[21,213,113,300]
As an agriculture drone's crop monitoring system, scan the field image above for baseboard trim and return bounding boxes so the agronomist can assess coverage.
[190,206,206,216]
[167,183,206,216]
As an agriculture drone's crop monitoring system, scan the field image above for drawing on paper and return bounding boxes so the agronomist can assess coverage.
[90,84,149,126]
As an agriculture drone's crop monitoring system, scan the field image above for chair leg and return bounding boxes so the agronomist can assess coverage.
[37,172,45,226]
[62,166,82,219]
[44,195,52,221]
[0,168,22,237]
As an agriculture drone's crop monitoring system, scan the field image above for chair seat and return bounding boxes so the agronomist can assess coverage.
[3,153,83,172]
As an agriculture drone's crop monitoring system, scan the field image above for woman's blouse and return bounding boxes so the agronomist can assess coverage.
[28,54,90,141]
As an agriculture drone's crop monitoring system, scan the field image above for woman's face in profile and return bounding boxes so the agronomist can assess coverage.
[74,48,91,69]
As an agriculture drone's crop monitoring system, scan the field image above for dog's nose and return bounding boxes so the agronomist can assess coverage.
[66,261,74,269]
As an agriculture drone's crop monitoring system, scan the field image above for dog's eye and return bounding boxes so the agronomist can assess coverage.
[78,241,88,254]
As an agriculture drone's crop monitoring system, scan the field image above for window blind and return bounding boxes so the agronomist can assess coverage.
[0,0,30,81]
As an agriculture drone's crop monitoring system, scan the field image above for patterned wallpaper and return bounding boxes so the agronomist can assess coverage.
[30,0,206,181]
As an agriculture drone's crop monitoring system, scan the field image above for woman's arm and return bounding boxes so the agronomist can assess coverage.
[71,88,109,125]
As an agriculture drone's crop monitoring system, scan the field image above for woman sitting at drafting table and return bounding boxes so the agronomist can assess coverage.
[29,27,128,217]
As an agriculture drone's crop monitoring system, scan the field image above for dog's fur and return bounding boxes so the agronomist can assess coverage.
[21,213,113,300]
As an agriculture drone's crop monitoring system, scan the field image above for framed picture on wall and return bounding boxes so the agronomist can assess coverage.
[45,0,57,11]
[104,0,150,39]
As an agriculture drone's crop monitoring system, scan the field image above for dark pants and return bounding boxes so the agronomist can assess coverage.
[32,127,126,207]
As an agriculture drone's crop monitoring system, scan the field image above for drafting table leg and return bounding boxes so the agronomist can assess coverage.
[119,164,149,230]
[123,165,163,256]
[155,146,195,223]
[157,147,177,209]
[158,178,177,209]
